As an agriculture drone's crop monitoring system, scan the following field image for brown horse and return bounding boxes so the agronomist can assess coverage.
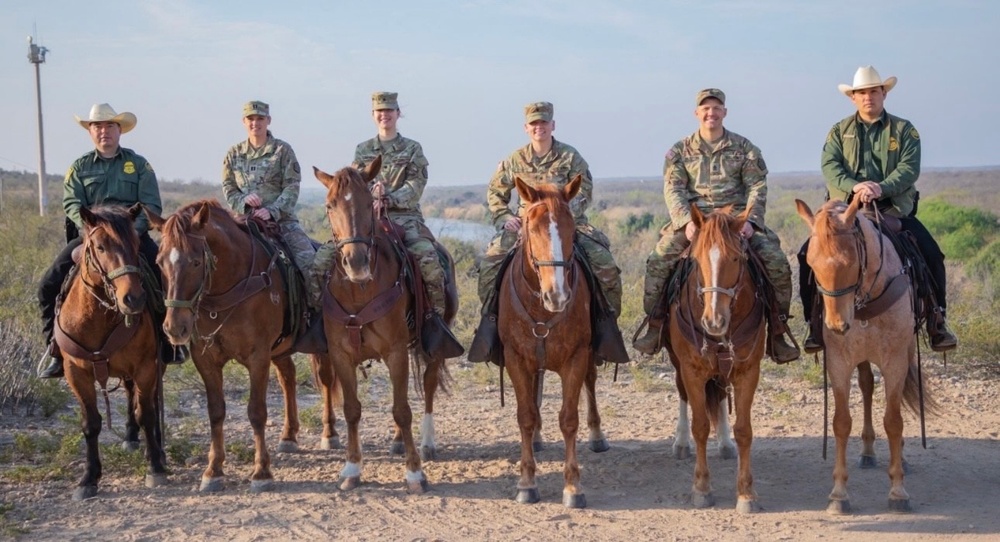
[146,200,304,493]
[56,204,167,500]
[665,205,766,513]
[796,198,925,514]
[312,157,456,493]
[497,176,608,509]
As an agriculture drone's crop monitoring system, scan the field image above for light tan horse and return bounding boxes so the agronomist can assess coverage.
[797,197,927,514]
[665,205,766,513]
[497,176,608,509]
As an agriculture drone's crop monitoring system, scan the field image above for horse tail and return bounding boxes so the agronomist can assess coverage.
[902,360,938,417]
[705,377,725,431]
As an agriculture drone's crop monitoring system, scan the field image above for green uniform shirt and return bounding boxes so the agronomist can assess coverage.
[663,129,768,231]
[820,111,920,217]
[222,133,302,222]
[487,139,593,228]
[353,133,428,218]
[63,147,161,235]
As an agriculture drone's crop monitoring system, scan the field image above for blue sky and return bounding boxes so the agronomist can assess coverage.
[1,0,998,187]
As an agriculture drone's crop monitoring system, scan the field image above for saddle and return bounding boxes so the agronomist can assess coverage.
[243,218,308,348]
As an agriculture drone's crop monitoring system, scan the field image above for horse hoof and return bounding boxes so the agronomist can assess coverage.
[320,436,341,450]
[516,487,541,504]
[250,479,274,493]
[826,499,851,515]
[532,441,544,453]
[199,476,225,492]
[72,485,98,501]
[340,475,361,491]
[692,491,715,509]
[719,444,737,460]
[276,440,299,453]
[736,498,760,514]
[673,445,691,460]
[858,454,877,469]
[888,498,912,513]
[420,445,437,461]
[145,473,168,488]
[121,440,141,452]
[563,492,587,509]
[389,441,405,455]
[406,478,429,494]
[589,438,610,453]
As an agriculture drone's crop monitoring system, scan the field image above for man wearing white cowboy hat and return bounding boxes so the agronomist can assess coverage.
[798,66,958,353]
[37,103,187,378]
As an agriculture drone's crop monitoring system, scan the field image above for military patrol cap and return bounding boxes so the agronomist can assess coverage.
[524,101,554,123]
[695,88,726,106]
[243,101,270,117]
[372,92,399,110]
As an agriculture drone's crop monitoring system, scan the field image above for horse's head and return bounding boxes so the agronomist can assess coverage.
[515,175,581,313]
[146,200,223,344]
[689,204,751,338]
[796,197,863,335]
[314,157,380,283]
[79,204,146,315]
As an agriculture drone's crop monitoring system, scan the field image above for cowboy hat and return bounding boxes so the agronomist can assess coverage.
[74,103,137,133]
[838,66,897,97]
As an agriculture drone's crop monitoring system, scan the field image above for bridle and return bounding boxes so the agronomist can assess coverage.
[812,210,888,310]
[162,234,216,314]
[695,237,749,302]
[521,200,576,279]
[80,236,144,314]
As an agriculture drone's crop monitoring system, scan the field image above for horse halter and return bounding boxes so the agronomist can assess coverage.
[329,182,377,255]
[695,237,748,300]
[813,218,870,301]
[81,238,143,311]
[521,200,575,273]
[163,234,217,313]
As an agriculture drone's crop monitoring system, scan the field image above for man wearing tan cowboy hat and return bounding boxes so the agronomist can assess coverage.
[798,66,958,352]
[631,89,800,363]
[37,103,186,378]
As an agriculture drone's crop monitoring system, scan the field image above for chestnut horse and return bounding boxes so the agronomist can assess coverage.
[56,204,167,500]
[796,198,926,514]
[498,176,608,509]
[312,157,457,493]
[146,200,304,493]
[665,205,766,513]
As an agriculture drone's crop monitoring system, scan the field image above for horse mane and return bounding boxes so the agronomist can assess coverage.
[695,209,743,257]
[161,199,230,252]
[814,200,855,240]
[84,205,140,252]
[328,165,369,194]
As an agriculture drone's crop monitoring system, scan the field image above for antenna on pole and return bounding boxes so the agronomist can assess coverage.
[27,34,49,216]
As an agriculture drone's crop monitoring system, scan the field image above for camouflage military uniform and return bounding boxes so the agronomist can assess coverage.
[480,139,623,314]
[642,129,793,316]
[222,130,319,309]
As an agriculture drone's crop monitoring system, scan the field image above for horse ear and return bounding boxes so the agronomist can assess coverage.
[514,177,538,203]
[733,206,752,233]
[361,156,383,183]
[192,202,212,228]
[80,207,99,231]
[689,203,704,228]
[844,196,862,224]
[127,203,142,221]
[564,174,583,201]
[144,204,166,232]
[795,199,815,228]
[313,166,334,190]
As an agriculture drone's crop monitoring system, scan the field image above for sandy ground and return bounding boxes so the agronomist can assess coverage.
[2,354,998,541]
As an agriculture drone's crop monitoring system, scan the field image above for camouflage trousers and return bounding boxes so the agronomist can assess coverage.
[280,221,320,311]
[642,222,792,315]
[478,223,623,315]
[312,216,448,315]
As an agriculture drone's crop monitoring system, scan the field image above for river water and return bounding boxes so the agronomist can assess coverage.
[424,217,495,246]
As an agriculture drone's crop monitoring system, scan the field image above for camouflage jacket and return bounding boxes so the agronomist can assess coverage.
[663,129,768,231]
[353,133,428,218]
[487,139,593,229]
[63,147,162,235]
[821,111,920,217]
[222,133,302,223]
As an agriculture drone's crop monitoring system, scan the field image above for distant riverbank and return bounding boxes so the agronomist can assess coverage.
[424,217,495,246]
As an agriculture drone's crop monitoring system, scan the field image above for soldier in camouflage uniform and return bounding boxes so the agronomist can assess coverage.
[633,89,800,363]
[469,101,623,359]
[37,104,186,378]
[313,92,461,356]
[799,66,957,352]
[222,101,319,308]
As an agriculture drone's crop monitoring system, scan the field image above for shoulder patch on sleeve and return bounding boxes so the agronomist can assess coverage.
[910,128,920,140]
[144,162,154,172]
[293,162,301,174]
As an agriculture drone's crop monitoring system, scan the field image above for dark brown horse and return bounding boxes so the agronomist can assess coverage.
[797,198,926,514]
[56,204,167,500]
[665,205,766,513]
[497,176,608,509]
[146,200,304,493]
[312,157,457,493]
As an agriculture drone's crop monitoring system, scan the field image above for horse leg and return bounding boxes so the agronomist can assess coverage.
[673,398,693,460]
[715,397,737,460]
[883,372,911,512]
[311,353,341,450]
[532,371,544,453]
[684,372,714,508]
[507,361,541,504]
[827,372,854,514]
[732,367,761,514]
[66,367,102,500]
[558,363,587,509]
[419,353,441,461]
[122,379,141,452]
[135,363,168,488]
[272,354,300,453]
[197,361,228,492]
[387,349,426,493]
[246,355,275,493]
[584,356,609,453]
[333,356,363,490]
[857,362,877,469]
[390,350,419,457]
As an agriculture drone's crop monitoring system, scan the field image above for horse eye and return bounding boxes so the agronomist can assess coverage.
[95,244,106,253]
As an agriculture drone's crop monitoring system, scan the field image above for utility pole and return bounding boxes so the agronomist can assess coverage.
[27,36,49,216]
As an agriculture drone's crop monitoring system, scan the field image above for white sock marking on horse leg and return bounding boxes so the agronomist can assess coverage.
[169,247,180,265]
[709,245,721,315]
[340,461,362,479]
[549,220,565,294]
[675,398,691,450]
[405,469,425,483]
[421,413,435,450]
[717,404,735,451]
